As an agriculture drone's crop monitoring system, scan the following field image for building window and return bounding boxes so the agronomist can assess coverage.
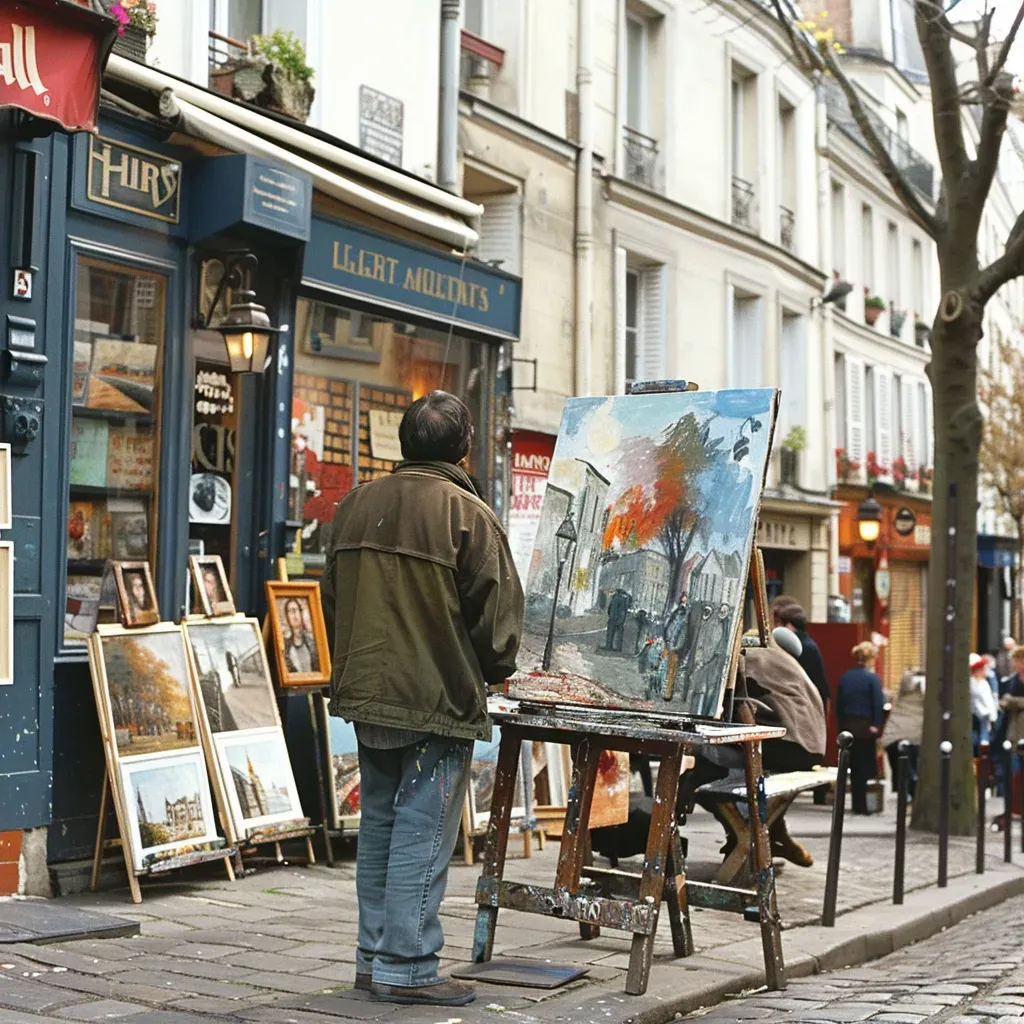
[622,12,659,190]
[464,0,484,35]
[65,256,166,645]
[625,14,648,132]
[730,289,762,389]
[831,180,846,278]
[624,264,666,384]
[778,97,796,252]
[896,108,909,142]
[476,193,522,277]
[887,221,900,307]
[842,354,866,473]
[779,311,806,470]
[911,238,924,318]
[731,67,758,230]
[625,269,639,384]
[861,203,874,291]
[211,0,263,40]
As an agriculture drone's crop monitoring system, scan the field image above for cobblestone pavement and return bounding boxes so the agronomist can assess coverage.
[688,893,1024,1024]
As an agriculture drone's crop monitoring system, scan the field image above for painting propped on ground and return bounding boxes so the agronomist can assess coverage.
[513,388,777,718]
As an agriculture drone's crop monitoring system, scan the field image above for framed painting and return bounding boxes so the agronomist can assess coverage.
[189,554,236,617]
[114,561,159,628]
[214,729,305,835]
[325,711,361,830]
[265,581,331,688]
[513,388,778,719]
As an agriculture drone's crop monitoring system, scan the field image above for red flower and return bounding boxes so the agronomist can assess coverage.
[110,3,130,34]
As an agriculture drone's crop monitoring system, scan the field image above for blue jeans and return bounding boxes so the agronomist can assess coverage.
[356,736,471,987]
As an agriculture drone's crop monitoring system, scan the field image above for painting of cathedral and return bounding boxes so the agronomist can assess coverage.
[215,730,304,834]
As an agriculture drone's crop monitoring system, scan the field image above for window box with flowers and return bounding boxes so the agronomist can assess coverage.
[105,0,156,61]
[917,465,933,493]
[836,448,861,483]
[864,292,886,327]
[865,450,888,485]
[891,456,908,489]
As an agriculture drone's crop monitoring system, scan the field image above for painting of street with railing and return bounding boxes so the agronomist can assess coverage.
[513,389,777,718]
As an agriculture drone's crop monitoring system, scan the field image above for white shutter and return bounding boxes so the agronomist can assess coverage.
[614,245,628,394]
[875,367,894,475]
[638,264,666,380]
[476,193,522,276]
[844,355,866,471]
[901,375,917,466]
[921,376,934,467]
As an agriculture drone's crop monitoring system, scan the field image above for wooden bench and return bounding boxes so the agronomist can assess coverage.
[696,766,838,885]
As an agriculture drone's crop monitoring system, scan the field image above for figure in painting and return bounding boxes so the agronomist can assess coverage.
[633,608,649,655]
[604,588,630,652]
[127,572,150,614]
[281,597,321,675]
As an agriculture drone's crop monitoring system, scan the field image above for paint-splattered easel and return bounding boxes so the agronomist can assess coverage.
[470,379,787,996]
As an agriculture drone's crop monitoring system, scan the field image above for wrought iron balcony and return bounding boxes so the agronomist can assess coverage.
[822,78,934,199]
[622,125,661,192]
[732,176,757,231]
[779,205,795,252]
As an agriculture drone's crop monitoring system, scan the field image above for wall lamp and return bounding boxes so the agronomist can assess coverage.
[857,493,883,544]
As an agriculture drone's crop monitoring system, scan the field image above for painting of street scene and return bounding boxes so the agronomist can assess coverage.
[220,733,303,830]
[513,389,777,718]
[98,630,197,756]
[184,621,277,733]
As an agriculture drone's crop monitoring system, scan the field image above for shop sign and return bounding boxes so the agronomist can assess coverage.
[368,409,403,462]
[243,159,311,239]
[508,430,556,581]
[893,506,916,536]
[756,517,810,551]
[359,85,403,167]
[0,0,115,133]
[837,555,851,575]
[303,217,522,341]
[914,525,931,547]
[87,134,181,223]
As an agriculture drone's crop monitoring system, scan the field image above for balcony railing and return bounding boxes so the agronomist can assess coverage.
[209,29,248,69]
[732,176,757,231]
[622,125,661,192]
[779,205,795,252]
[822,78,934,199]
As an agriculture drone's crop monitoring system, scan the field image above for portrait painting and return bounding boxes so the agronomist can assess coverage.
[189,554,235,617]
[114,561,159,628]
[183,619,277,733]
[215,730,305,833]
[120,752,220,871]
[265,581,331,688]
[514,388,778,719]
[93,626,197,757]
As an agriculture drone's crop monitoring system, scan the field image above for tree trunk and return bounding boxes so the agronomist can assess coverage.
[911,306,982,836]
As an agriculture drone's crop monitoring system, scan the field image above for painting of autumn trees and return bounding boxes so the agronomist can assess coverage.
[100,631,196,756]
[517,389,775,716]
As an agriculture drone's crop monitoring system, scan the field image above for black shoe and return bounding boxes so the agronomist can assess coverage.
[354,973,371,992]
[372,980,476,1006]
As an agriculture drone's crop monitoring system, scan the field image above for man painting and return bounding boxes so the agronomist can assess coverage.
[322,391,523,1008]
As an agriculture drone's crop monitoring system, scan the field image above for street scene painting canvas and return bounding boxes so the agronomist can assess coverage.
[216,731,305,833]
[512,389,777,718]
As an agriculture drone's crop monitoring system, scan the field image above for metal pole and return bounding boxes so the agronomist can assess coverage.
[437,0,462,194]
[938,740,952,887]
[542,559,565,672]
[939,485,958,752]
[893,739,909,903]
[822,731,853,927]
[977,741,989,874]
[1004,740,1013,863]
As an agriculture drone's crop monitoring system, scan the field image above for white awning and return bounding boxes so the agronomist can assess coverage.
[105,55,481,251]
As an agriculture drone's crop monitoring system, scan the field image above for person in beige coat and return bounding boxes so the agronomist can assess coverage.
[880,668,924,799]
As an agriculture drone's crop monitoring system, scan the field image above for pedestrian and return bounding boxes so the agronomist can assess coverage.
[321,390,524,1007]
[634,608,649,654]
[777,603,831,709]
[836,641,885,815]
[880,668,924,799]
[996,635,1017,681]
[970,652,999,752]
[605,588,630,652]
[999,645,1024,750]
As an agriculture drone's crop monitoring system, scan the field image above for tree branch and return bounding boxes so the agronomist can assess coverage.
[984,1,1024,89]
[976,208,1024,302]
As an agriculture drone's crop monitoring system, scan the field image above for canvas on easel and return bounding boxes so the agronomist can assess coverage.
[513,388,778,719]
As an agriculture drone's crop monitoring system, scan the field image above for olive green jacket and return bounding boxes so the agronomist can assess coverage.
[320,461,524,742]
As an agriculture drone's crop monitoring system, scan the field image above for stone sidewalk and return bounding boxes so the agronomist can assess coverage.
[1,798,1023,1024]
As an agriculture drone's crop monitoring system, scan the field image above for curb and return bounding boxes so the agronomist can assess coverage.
[615,867,1024,1024]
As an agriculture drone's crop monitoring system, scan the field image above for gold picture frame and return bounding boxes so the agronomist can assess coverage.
[114,561,160,628]
[189,554,236,617]
[264,581,331,688]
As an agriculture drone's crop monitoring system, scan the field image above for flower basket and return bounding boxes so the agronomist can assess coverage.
[890,310,907,337]
[914,320,931,347]
[112,22,148,60]
[210,55,316,123]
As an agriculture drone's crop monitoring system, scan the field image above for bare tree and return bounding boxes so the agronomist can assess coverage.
[979,337,1024,640]
[771,0,1024,832]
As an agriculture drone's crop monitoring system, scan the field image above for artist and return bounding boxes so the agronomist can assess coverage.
[321,390,523,1008]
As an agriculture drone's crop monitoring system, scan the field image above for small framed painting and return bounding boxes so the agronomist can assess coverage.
[189,555,235,617]
[114,561,159,628]
[265,581,331,688]
[214,729,305,835]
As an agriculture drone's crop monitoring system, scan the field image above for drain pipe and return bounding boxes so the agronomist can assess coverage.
[439,0,461,195]
[574,0,594,396]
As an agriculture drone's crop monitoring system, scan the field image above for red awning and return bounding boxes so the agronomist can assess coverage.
[0,0,118,133]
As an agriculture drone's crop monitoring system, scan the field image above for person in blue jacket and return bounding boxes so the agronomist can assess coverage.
[836,641,885,814]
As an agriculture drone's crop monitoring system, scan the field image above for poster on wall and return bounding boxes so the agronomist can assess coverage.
[508,431,556,582]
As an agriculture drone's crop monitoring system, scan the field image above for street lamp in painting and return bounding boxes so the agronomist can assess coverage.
[542,504,578,672]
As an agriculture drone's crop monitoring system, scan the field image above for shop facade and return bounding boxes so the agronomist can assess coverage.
[976,534,1017,654]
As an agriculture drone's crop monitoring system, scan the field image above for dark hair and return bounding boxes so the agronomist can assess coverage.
[399,390,473,464]
[778,604,807,631]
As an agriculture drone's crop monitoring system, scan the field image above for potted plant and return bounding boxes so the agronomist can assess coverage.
[779,426,806,485]
[890,307,907,338]
[865,450,888,485]
[864,292,886,327]
[891,456,908,489]
[917,465,933,493]
[836,447,860,483]
[914,317,931,347]
[210,29,316,123]
[106,0,157,61]
[831,270,850,312]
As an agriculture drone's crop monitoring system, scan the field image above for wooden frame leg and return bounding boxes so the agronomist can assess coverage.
[578,831,600,941]
[473,727,525,963]
[713,802,752,885]
[90,779,110,893]
[665,798,693,957]
[743,737,786,991]
[223,855,236,882]
[461,796,474,867]
[305,834,316,865]
[626,746,684,996]
[555,738,603,891]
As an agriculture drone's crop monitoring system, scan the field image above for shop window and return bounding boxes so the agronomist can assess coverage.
[289,297,497,573]
[65,256,166,645]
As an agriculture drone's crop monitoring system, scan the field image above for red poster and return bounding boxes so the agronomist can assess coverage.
[0,0,116,133]
[509,430,556,581]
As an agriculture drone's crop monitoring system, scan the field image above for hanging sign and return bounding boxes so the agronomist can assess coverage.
[0,0,116,133]
[893,506,916,536]
[368,409,403,462]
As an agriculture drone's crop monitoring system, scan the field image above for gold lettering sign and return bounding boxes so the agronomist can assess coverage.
[87,135,182,224]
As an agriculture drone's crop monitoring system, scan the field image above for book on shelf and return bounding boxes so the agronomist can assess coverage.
[107,429,154,491]
[69,419,108,488]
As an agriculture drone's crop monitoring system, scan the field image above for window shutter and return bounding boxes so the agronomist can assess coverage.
[921,377,933,467]
[614,246,628,393]
[901,375,917,466]
[844,355,866,470]
[638,264,666,381]
[476,194,522,276]
[874,367,893,474]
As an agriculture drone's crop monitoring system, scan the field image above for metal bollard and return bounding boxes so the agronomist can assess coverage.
[977,741,989,874]
[893,739,910,904]
[938,740,952,888]
[1018,741,1024,855]
[1004,740,1013,863]
[822,731,853,927]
